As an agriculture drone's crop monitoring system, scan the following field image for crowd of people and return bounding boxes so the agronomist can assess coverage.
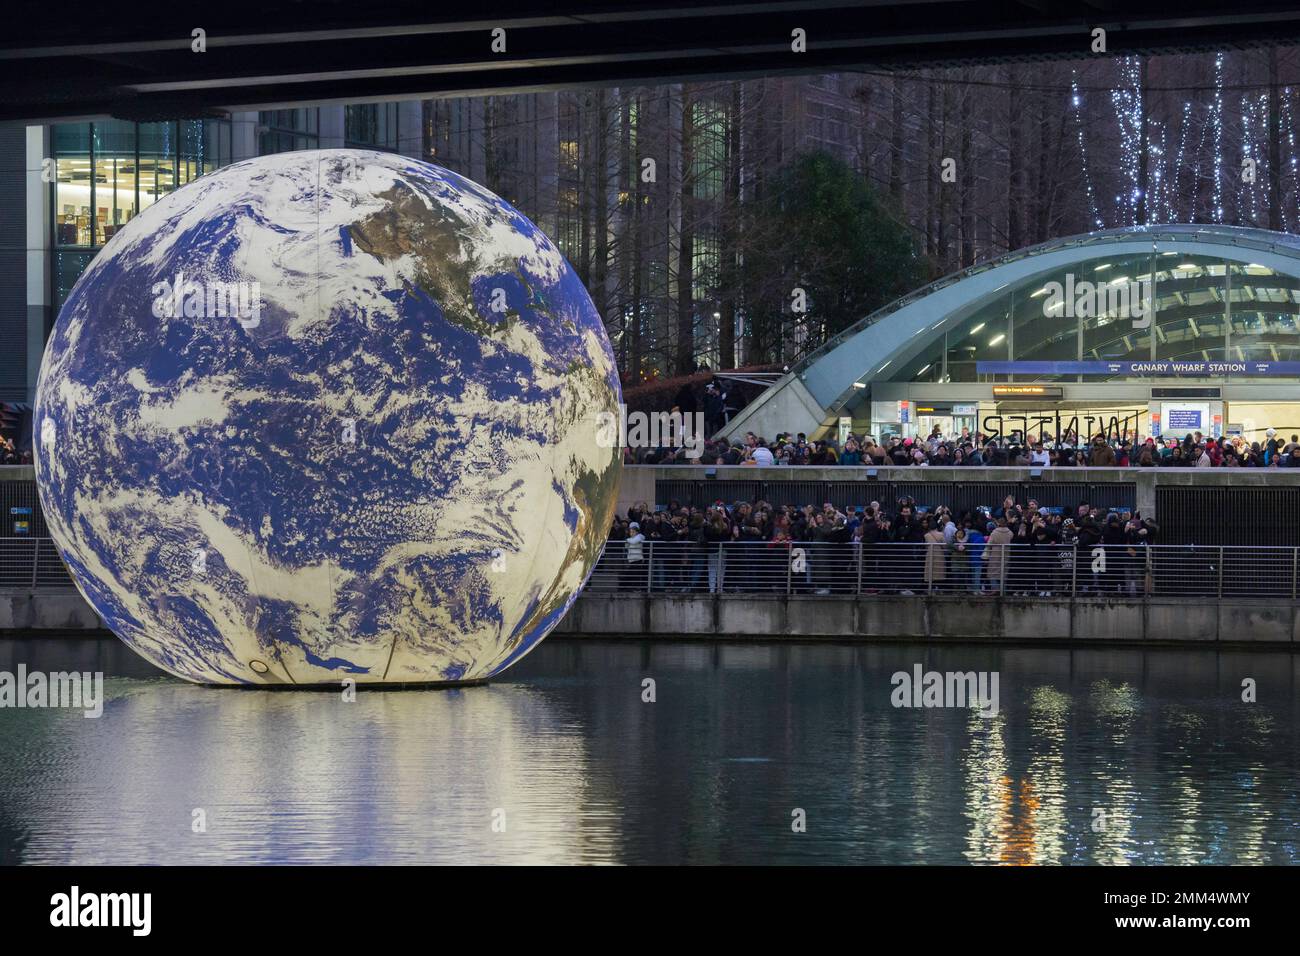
[629,424,1300,469]
[0,435,30,465]
[606,494,1161,596]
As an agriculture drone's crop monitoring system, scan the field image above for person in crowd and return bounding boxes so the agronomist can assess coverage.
[948,525,970,588]
[703,382,725,436]
[922,517,948,592]
[984,517,1014,593]
[964,518,986,593]
[623,521,646,590]
[890,500,925,594]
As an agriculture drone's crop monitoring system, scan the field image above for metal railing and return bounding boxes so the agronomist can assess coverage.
[0,537,74,587]
[587,540,1300,599]
[7,534,1299,600]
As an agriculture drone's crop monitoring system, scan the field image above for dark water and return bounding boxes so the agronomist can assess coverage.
[0,636,1297,865]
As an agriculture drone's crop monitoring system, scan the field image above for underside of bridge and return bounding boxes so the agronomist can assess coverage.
[4,1,1300,123]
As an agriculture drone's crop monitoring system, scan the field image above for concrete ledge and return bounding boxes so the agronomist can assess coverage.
[567,594,645,634]
[4,586,1296,648]
[1076,599,1147,642]
[1002,600,1072,640]
[648,594,715,635]
[719,594,786,635]
[0,588,104,631]
[566,593,1299,646]
[929,598,1002,639]
[787,594,852,636]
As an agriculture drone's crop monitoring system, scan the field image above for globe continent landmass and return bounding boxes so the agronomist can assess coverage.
[35,149,622,685]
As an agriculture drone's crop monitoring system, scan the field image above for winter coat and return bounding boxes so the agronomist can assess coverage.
[985,526,1014,579]
[923,529,948,582]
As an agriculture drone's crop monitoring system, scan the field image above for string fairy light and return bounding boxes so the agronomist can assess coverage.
[1212,53,1225,223]
[1071,71,1105,229]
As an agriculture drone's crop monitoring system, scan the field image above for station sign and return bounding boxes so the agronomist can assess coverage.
[979,360,1300,376]
[992,385,1064,398]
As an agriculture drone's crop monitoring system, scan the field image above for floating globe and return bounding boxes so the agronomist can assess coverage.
[34,149,621,686]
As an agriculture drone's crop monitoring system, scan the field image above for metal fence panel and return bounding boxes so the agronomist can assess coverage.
[0,537,39,587]
[0,478,49,537]
[697,480,762,508]
[654,480,699,509]
[941,482,1019,516]
[33,538,72,586]
[825,480,886,512]
[1084,482,1138,512]
[768,480,833,509]
[1156,487,1300,545]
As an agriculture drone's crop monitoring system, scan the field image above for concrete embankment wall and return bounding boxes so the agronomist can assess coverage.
[4,586,1296,648]
[557,593,1299,646]
[0,588,104,630]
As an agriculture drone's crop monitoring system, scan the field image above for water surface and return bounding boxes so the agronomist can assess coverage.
[0,637,1296,864]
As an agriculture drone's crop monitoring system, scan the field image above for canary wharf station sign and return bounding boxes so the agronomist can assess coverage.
[978,360,1300,376]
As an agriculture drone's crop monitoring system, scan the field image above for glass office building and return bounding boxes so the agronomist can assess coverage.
[51,119,232,311]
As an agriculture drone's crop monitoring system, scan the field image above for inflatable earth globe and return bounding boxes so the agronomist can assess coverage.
[34,149,621,686]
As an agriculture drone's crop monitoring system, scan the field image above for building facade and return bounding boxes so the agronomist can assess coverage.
[3,102,423,413]
[1,75,865,416]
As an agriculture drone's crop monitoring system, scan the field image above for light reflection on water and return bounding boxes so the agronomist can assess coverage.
[0,637,1296,865]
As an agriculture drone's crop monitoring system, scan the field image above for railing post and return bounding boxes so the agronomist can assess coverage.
[1145,546,1153,598]
[1217,545,1224,600]
[856,543,863,595]
[786,543,793,596]
[1070,544,1077,598]
[718,542,725,593]
[31,538,40,589]
[646,541,653,593]
[999,546,1007,596]
[1292,546,1298,601]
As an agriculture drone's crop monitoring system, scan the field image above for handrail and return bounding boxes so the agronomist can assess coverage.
[587,540,1299,600]
[5,536,1299,601]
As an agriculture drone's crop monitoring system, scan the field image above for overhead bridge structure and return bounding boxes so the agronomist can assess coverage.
[5,1,1300,122]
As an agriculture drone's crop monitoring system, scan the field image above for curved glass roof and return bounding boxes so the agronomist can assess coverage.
[722,225,1300,438]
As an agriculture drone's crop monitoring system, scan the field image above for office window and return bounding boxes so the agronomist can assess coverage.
[345,104,399,150]
[50,118,232,307]
[259,109,319,155]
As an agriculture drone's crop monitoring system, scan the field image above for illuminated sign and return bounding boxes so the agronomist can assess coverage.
[979,360,1300,376]
[992,385,1064,398]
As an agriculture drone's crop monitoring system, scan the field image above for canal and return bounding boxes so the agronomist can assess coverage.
[0,637,1296,864]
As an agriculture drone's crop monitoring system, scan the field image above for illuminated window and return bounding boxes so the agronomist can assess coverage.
[50,118,232,308]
